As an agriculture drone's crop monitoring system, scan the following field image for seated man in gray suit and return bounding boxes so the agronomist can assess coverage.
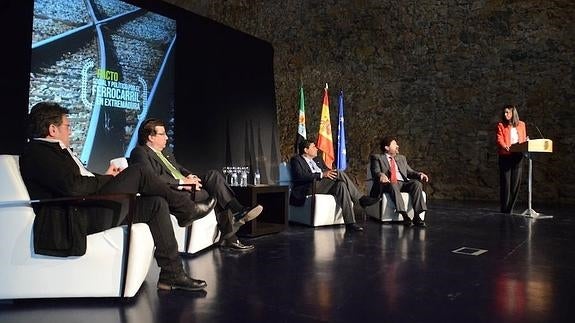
[130,118,262,251]
[370,136,429,226]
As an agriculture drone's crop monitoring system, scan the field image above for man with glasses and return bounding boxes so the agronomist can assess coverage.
[129,118,262,251]
[20,101,217,292]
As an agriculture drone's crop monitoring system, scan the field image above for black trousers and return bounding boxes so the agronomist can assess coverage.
[377,180,427,217]
[498,153,524,213]
[316,171,363,224]
[175,169,237,242]
[95,164,199,276]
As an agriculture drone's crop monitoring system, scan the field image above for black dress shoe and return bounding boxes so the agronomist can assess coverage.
[157,273,207,291]
[178,197,217,227]
[413,217,426,227]
[220,239,255,251]
[233,205,263,223]
[346,223,364,232]
[359,196,381,208]
[398,212,412,226]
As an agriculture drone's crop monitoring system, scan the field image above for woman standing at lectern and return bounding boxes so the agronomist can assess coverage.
[496,104,527,213]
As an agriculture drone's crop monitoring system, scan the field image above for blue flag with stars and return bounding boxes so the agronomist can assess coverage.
[337,90,347,170]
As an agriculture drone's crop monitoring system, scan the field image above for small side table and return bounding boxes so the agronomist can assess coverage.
[231,185,289,237]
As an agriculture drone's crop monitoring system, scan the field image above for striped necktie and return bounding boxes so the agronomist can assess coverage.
[155,150,185,179]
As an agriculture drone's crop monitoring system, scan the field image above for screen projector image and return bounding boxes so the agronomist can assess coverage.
[29,0,176,172]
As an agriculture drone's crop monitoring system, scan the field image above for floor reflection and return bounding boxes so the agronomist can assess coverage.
[1,200,574,323]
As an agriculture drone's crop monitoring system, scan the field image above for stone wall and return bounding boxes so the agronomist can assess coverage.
[164,0,575,204]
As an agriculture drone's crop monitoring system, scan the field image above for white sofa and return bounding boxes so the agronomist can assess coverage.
[0,155,155,299]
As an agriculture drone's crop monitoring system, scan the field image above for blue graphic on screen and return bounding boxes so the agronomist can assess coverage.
[29,0,176,172]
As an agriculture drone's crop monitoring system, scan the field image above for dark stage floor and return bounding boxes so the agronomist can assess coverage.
[1,200,574,323]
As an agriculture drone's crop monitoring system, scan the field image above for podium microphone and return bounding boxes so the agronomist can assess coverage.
[528,122,544,139]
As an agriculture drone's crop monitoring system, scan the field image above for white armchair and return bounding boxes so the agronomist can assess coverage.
[170,211,220,254]
[281,162,345,227]
[365,165,426,222]
[114,157,220,255]
[0,155,155,299]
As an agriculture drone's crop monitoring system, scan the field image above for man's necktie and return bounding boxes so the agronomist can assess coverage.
[155,151,185,180]
[389,156,398,184]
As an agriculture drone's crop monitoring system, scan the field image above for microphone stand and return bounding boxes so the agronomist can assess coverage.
[519,151,552,219]
[516,123,553,219]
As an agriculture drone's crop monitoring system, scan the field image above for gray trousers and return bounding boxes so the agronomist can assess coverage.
[315,171,363,224]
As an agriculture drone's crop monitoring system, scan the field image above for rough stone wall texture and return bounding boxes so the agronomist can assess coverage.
[164,0,575,204]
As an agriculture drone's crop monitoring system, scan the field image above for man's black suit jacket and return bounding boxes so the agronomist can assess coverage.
[19,140,114,257]
[129,145,192,187]
[289,154,328,206]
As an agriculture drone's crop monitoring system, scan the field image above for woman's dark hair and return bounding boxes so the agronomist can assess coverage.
[27,102,69,139]
[501,105,520,127]
[138,118,166,145]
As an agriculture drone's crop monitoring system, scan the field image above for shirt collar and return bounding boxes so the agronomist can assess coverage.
[302,155,315,163]
[34,138,66,149]
[146,143,161,154]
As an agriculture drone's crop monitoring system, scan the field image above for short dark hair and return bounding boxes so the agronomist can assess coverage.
[27,102,69,139]
[298,139,314,155]
[137,118,166,145]
[379,136,397,153]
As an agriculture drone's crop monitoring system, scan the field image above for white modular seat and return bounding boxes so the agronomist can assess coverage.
[288,194,345,227]
[364,191,427,222]
[280,162,345,227]
[0,155,155,299]
[170,211,220,254]
[113,157,220,255]
[365,165,426,222]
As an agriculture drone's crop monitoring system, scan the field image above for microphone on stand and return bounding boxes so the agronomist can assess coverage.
[527,122,544,139]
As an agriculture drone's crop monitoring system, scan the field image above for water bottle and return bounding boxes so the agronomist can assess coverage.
[231,167,238,186]
[253,168,261,185]
[240,167,248,187]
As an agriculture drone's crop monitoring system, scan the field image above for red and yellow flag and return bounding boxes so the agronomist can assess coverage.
[317,84,334,169]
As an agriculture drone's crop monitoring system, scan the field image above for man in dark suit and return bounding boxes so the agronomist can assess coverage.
[19,102,217,292]
[290,139,380,232]
[129,118,262,251]
[369,136,429,226]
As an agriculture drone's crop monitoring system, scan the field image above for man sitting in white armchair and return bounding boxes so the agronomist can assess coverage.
[129,118,262,251]
[20,102,216,292]
[290,139,380,232]
[369,136,429,227]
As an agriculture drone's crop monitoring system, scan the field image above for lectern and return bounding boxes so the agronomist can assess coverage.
[509,139,553,219]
